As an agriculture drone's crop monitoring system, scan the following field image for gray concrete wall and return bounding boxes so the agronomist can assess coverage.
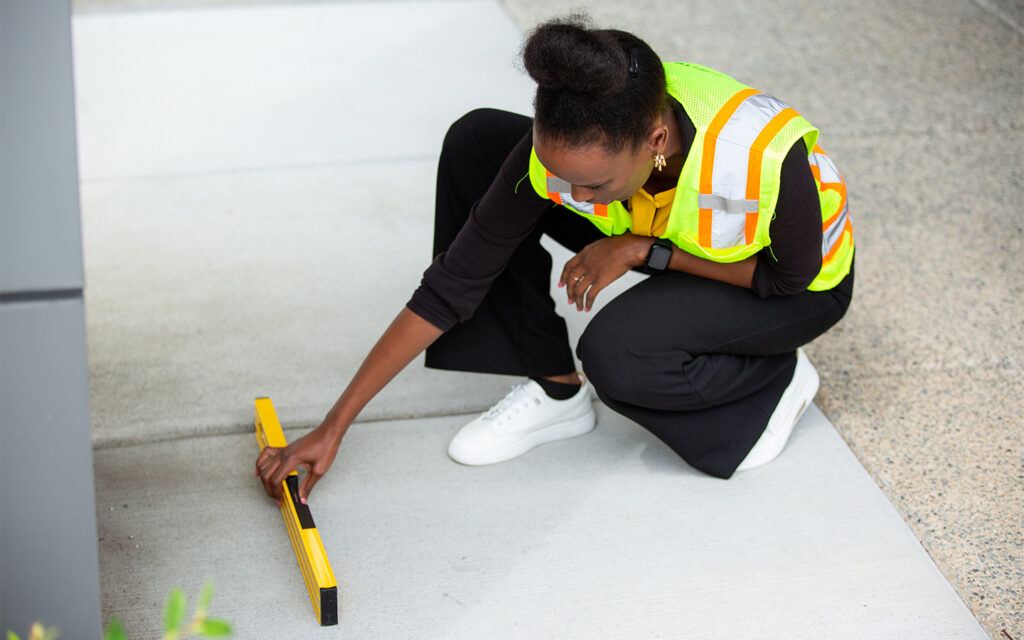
[0,1,102,637]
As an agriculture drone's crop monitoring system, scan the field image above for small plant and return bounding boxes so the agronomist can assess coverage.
[6,622,59,640]
[106,581,231,640]
[7,582,231,640]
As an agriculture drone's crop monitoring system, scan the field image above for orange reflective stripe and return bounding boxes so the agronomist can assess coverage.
[698,209,714,247]
[822,218,852,263]
[699,87,760,246]
[546,170,608,217]
[809,164,821,182]
[816,144,853,274]
[809,148,848,229]
[742,208,758,246]
[819,181,847,228]
[810,167,847,229]
[744,107,799,243]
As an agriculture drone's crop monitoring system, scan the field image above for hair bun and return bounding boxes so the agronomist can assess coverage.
[523,17,628,98]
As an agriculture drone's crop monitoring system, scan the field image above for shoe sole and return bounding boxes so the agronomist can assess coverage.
[771,351,819,443]
[785,351,820,438]
[448,407,596,466]
[736,349,819,471]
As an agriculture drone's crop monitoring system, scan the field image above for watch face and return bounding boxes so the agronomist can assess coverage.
[649,245,672,271]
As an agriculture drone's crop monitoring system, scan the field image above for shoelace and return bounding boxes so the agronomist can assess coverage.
[483,383,530,419]
[483,383,544,432]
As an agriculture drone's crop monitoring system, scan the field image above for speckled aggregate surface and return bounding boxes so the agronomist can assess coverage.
[496,1,1024,637]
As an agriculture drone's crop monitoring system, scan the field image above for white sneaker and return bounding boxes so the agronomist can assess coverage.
[447,377,596,465]
[736,349,820,471]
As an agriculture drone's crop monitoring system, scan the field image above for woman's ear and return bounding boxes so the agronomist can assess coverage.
[647,122,669,154]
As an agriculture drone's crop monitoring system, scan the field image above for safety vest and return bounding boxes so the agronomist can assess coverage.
[527,62,854,291]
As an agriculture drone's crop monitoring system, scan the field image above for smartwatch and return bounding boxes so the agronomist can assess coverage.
[643,238,674,274]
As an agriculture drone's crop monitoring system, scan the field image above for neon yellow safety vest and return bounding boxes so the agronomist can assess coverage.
[527,62,854,291]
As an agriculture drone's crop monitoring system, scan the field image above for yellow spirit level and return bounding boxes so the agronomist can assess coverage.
[254,397,338,626]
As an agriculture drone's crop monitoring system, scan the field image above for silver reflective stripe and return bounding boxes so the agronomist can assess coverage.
[707,92,791,248]
[822,202,849,256]
[546,176,597,214]
[809,152,841,184]
[709,208,748,248]
[560,192,596,215]
[547,176,571,193]
[698,193,759,214]
[711,92,789,200]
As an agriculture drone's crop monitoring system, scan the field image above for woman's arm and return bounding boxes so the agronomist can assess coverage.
[750,139,823,296]
[257,128,551,502]
[663,244,757,288]
[256,307,442,502]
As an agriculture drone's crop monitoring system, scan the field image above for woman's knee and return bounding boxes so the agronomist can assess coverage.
[442,109,493,156]
[441,108,529,159]
[578,313,720,411]
[577,314,638,402]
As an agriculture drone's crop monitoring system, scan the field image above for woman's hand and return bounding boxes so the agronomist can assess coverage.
[252,308,444,505]
[256,420,342,503]
[559,234,651,312]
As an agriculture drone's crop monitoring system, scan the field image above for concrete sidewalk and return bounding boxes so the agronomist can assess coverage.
[94,405,985,639]
[73,0,1021,638]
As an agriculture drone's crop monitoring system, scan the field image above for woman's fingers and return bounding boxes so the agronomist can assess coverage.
[567,253,602,310]
[269,454,297,498]
[583,278,606,311]
[257,446,300,504]
[255,446,279,475]
[256,448,283,500]
[561,257,589,309]
[559,256,580,289]
[260,465,282,502]
[569,274,589,310]
[562,238,630,311]
[299,466,322,502]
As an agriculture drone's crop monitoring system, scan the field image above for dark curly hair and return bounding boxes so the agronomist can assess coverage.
[522,15,667,151]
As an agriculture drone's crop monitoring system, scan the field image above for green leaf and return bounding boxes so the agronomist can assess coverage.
[164,588,187,633]
[197,619,232,637]
[198,581,214,612]
[8,631,22,640]
[102,618,127,640]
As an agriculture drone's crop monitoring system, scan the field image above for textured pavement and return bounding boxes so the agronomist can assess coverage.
[73,0,1022,637]
[499,2,1024,636]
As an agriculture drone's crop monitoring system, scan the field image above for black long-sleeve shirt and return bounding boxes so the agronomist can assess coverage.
[408,102,823,332]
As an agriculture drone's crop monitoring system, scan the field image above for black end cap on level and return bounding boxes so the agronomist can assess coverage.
[320,587,338,626]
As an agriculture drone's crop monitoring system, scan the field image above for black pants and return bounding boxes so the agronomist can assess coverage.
[426,109,854,478]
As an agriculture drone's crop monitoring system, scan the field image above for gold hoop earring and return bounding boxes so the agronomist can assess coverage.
[653,152,667,172]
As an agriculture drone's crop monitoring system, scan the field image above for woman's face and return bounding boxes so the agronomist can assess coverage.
[534,133,654,206]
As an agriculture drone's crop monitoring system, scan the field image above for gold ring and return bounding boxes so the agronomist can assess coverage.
[573,274,583,282]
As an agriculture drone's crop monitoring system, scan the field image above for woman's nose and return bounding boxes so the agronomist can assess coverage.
[570,185,595,203]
